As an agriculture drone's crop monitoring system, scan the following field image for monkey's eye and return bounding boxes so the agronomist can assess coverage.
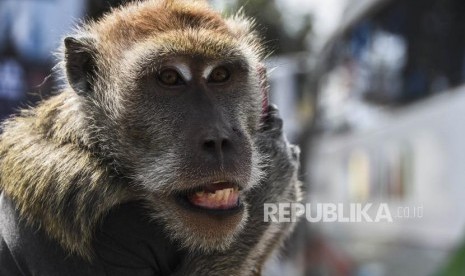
[208,66,230,83]
[158,69,185,86]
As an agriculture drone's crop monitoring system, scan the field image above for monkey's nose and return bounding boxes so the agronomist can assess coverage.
[190,126,247,171]
[201,135,233,160]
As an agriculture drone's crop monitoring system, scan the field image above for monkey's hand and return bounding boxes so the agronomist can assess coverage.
[241,104,303,274]
[174,105,302,276]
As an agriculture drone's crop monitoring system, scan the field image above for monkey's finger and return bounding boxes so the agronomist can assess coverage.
[266,104,280,118]
[290,145,301,163]
[262,104,283,133]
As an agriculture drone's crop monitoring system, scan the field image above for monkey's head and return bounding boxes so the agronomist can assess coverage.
[63,0,267,252]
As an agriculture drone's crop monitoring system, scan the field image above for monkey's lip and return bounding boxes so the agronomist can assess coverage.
[176,182,242,214]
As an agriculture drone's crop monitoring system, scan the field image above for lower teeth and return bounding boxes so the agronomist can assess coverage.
[188,189,239,209]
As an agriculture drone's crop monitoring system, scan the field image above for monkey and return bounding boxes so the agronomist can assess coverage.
[0,0,302,275]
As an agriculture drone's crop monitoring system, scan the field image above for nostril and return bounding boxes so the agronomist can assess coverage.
[221,139,231,150]
[203,140,216,151]
[202,138,232,153]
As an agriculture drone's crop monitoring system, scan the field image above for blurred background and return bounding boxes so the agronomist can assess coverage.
[1,0,465,275]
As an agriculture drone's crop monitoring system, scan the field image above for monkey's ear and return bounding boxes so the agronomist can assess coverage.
[64,36,98,95]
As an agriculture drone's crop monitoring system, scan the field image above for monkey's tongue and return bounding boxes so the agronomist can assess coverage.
[187,185,239,210]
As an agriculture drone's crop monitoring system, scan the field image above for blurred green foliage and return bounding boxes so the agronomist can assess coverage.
[437,239,465,276]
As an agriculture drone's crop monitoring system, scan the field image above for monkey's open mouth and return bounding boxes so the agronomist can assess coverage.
[188,182,239,210]
[176,182,242,213]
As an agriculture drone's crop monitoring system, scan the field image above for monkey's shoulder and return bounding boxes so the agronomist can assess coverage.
[0,192,184,276]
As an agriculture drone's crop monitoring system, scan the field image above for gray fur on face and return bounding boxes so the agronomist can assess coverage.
[0,1,302,273]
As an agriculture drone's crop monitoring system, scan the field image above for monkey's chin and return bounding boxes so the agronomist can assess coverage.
[157,198,246,253]
[150,183,247,253]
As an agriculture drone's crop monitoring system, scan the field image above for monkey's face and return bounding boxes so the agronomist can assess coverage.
[64,1,265,253]
[113,48,264,252]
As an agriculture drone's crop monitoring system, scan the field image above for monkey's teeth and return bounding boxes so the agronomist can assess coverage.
[188,187,239,210]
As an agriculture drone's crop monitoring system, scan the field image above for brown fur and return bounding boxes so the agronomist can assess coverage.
[0,1,301,273]
[0,0,264,260]
[0,92,132,258]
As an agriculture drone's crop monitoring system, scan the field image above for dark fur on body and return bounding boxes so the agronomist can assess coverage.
[0,0,302,273]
